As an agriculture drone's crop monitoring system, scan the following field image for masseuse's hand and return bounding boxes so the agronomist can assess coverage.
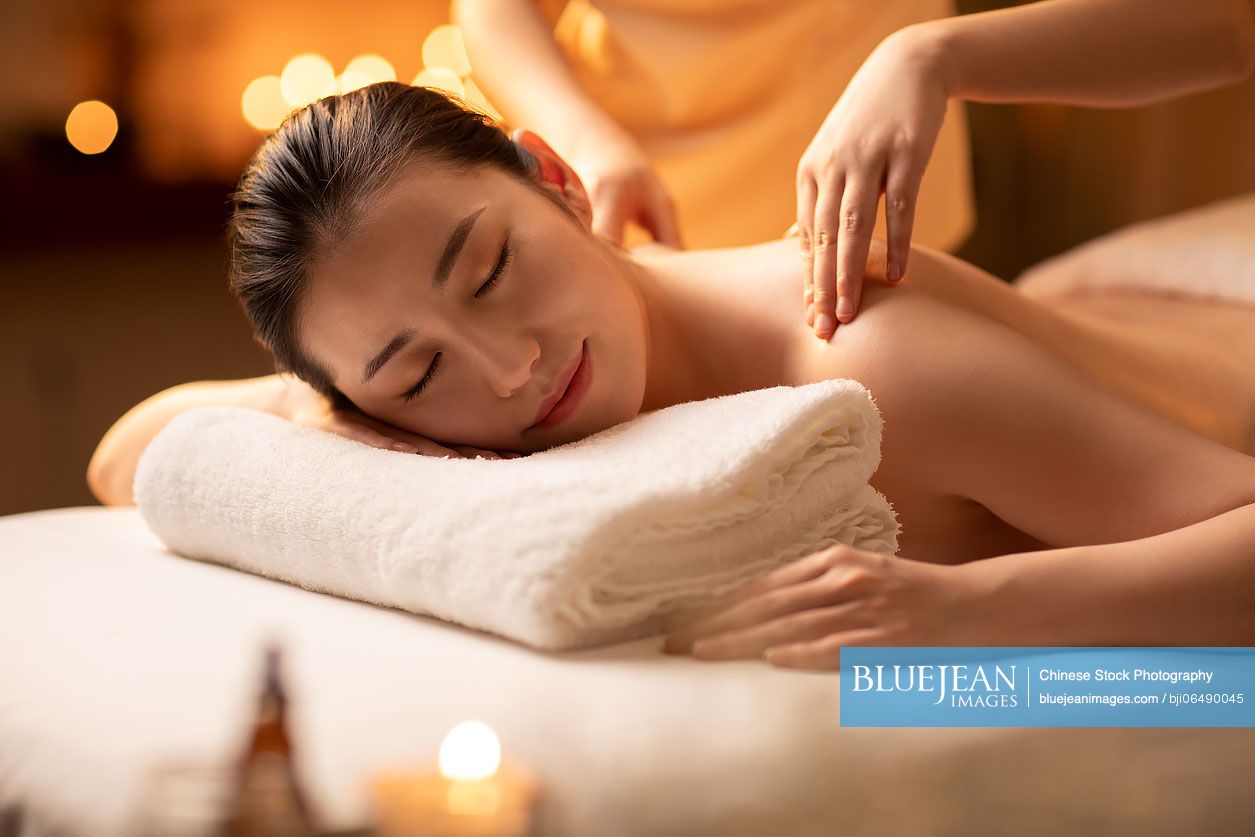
[797,28,949,339]
[281,377,521,460]
[568,127,684,249]
[662,544,984,670]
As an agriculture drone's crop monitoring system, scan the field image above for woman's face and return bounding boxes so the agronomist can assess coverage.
[297,160,650,453]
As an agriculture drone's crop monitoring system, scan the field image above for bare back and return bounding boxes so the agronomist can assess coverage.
[634,237,1255,563]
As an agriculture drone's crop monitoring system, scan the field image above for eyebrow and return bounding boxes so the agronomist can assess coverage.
[360,206,486,385]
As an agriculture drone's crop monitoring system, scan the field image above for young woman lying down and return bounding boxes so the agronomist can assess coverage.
[88,84,1255,669]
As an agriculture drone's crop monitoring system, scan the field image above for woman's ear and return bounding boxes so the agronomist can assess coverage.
[511,128,593,231]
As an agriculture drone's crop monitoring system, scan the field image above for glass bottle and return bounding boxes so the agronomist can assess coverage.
[217,643,319,837]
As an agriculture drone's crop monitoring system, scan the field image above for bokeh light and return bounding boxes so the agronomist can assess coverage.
[337,70,373,95]
[341,54,396,89]
[412,67,464,98]
[65,100,118,155]
[280,53,337,108]
[241,75,290,132]
[422,25,472,77]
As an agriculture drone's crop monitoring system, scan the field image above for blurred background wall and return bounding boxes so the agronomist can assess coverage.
[3,0,1254,516]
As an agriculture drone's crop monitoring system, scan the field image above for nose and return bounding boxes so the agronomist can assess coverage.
[462,327,541,399]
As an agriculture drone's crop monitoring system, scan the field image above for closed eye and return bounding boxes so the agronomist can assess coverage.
[474,237,512,297]
[402,237,513,404]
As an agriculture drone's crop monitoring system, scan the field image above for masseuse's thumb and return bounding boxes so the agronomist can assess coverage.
[592,194,629,246]
[643,187,684,249]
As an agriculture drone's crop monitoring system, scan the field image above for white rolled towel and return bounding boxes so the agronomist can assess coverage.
[134,378,899,650]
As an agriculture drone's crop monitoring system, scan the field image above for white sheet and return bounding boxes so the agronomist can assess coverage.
[3,507,1254,836]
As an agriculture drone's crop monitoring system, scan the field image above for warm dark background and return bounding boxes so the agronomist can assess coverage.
[4,0,1254,517]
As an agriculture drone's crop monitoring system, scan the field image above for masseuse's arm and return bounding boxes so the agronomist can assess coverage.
[666,269,1255,665]
[452,0,683,246]
[802,0,1255,339]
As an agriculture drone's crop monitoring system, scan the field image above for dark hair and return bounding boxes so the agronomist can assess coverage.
[226,82,535,409]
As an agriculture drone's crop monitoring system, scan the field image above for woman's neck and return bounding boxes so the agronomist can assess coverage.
[616,252,710,414]
[613,241,803,414]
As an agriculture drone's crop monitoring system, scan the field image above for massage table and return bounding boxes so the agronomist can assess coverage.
[3,506,1254,836]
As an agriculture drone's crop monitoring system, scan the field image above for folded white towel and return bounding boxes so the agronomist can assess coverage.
[133,379,899,650]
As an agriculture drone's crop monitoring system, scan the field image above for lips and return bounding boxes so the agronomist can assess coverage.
[529,342,584,428]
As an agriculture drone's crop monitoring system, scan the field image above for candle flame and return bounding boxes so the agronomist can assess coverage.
[438,720,501,781]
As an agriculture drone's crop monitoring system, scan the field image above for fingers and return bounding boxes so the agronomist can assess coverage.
[323,419,435,455]
[689,601,865,661]
[805,156,896,338]
[400,440,463,457]
[809,177,842,339]
[461,446,525,460]
[764,626,887,671]
[591,193,629,246]
[664,563,863,653]
[643,186,684,249]
[448,444,496,460]
[355,423,525,459]
[833,172,882,327]
[449,445,526,460]
[320,409,520,460]
[685,549,835,625]
[594,177,683,250]
[354,429,510,460]
[884,158,924,284]
[796,173,818,326]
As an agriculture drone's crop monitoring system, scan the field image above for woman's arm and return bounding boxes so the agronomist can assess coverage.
[87,375,290,507]
[87,373,521,506]
[927,0,1255,106]
[973,503,1255,646]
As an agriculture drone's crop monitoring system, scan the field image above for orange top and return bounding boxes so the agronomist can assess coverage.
[541,0,974,250]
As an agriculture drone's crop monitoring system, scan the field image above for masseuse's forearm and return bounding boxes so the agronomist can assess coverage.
[971,501,1255,645]
[916,0,1255,107]
[87,375,289,507]
[452,0,632,155]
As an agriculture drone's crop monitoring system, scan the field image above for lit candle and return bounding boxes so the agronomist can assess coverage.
[370,720,539,837]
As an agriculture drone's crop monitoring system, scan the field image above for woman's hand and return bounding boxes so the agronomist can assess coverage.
[280,377,521,460]
[662,544,989,670]
[569,127,684,249]
[797,27,952,340]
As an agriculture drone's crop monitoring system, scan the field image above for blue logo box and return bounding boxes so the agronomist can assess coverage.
[839,647,1255,727]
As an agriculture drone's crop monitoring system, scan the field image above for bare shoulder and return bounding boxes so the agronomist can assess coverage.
[792,264,1002,494]
[800,262,1255,549]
